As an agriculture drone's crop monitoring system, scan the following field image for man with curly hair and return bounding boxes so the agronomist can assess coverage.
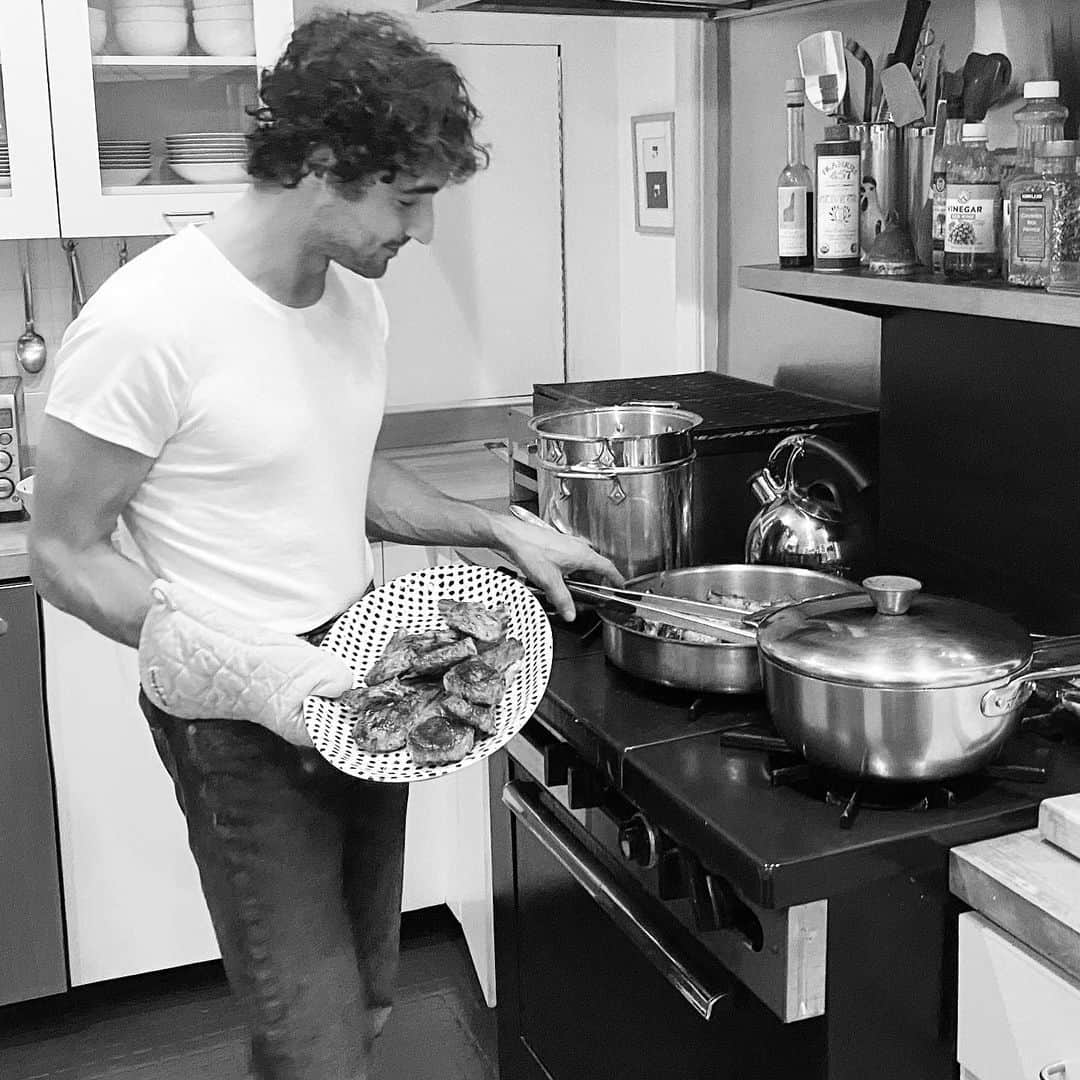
[30,10,619,1079]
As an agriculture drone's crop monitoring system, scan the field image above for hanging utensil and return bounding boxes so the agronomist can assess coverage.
[15,241,47,375]
[797,31,848,119]
[117,238,128,270]
[62,239,87,319]
[890,0,933,71]
[844,37,875,124]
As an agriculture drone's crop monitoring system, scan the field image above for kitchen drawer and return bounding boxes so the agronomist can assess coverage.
[957,911,1080,1080]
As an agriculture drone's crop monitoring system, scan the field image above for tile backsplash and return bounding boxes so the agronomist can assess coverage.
[0,235,160,447]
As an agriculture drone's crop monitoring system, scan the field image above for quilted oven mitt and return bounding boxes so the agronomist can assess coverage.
[138,579,354,747]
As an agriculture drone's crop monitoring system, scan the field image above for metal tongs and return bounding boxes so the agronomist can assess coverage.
[561,580,760,644]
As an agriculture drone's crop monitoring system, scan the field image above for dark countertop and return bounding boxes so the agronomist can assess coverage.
[535,621,1080,910]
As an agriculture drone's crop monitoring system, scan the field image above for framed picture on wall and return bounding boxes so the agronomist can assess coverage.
[631,112,675,235]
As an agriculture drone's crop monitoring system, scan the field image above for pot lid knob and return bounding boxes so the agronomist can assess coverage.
[862,575,922,616]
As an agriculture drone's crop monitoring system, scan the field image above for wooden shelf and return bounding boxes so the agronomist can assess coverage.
[737,264,1080,329]
[100,182,248,196]
[91,56,256,81]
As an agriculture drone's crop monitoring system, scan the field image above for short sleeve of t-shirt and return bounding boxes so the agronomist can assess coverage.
[45,293,190,459]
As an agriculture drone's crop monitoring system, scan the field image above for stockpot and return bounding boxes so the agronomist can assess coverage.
[529,405,702,579]
[755,576,1080,782]
[598,564,863,694]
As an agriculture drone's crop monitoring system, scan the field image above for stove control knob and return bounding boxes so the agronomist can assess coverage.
[618,814,658,869]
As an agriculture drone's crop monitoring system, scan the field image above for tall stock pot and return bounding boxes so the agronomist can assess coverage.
[528,405,702,578]
[755,576,1080,781]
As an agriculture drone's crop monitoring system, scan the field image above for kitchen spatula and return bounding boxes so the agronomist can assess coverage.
[881,62,929,126]
[798,31,847,118]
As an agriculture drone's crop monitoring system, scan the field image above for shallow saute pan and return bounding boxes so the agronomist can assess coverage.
[756,575,1080,782]
[598,564,862,694]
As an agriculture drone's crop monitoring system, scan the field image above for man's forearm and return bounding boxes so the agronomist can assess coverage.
[366,456,507,550]
[30,536,156,648]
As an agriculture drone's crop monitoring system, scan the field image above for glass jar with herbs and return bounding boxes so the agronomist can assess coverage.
[1048,154,1080,295]
[1006,140,1079,287]
[944,123,1002,281]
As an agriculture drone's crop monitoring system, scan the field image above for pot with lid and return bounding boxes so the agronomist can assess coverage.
[756,575,1080,781]
[529,404,702,578]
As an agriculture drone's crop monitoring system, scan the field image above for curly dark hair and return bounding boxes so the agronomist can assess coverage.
[246,10,489,188]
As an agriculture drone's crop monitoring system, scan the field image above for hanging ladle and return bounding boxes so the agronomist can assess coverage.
[15,241,47,375]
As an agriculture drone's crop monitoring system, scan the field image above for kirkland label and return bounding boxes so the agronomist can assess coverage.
[778,185,809,256]
[1015,195,1047,261]
[815,154,860,259]
[944,183,1000,254]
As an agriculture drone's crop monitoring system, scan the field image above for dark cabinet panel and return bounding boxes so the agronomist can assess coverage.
[0,582,66,1005]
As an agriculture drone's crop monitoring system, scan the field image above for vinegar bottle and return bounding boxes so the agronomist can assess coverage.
[944,123,1002,281]
[777,78,813,268]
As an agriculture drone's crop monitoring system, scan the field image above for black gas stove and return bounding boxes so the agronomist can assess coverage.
[490,616,1080,1080]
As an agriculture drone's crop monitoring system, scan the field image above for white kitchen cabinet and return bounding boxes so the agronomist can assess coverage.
[957,911,1080,1080]
[42,0,292,237]
[0,1,62,238]
[43,589,494,1000]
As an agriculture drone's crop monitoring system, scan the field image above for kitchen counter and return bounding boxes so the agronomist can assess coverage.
[0,519,30,581]
[535,620,1080,910]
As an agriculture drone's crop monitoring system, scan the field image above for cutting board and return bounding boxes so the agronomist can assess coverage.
[951,829,1080,983]
[1041,793,1080,861]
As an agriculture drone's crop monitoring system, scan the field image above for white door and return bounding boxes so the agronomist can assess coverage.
[379,43,564,409]
[0,0,61,238]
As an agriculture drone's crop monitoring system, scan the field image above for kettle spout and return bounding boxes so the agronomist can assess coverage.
[748,469,781,507]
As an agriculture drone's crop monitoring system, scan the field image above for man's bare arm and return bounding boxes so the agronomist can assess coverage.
[29,417,158,647]
[366,455,622,620]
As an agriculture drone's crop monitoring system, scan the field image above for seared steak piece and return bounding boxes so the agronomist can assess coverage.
[407,716,475,766]
[443,693,497,735]
[443,657,506,707]
[351,697,415,753]
[400,628,461,651]
[364,632,418,686]
[438,599,508,645]
[409,636,477,676]
[478,636,524,675]
[339,679,413,715]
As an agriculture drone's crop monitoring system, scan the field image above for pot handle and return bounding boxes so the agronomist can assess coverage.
[618,399,682,409]
[767,434,873,495]
[982,661,1080,717]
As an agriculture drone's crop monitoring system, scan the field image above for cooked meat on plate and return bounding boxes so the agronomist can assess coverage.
[343,598,526,766]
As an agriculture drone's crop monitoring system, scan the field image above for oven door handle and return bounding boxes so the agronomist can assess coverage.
[502,779,732,1020]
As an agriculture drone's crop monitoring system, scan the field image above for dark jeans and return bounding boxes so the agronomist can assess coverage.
[140,691,409,1080]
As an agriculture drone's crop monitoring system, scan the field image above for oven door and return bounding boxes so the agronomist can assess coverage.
[491,723,825,1080]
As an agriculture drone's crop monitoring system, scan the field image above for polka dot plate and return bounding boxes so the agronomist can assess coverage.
[304,564,553,782]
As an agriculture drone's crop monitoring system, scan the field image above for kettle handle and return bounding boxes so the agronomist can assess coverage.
[767,434,873,494]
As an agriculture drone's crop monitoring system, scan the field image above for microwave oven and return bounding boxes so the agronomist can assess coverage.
[0,377,29,519]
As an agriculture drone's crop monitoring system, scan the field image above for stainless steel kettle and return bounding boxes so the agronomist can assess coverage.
[744,433,873,578]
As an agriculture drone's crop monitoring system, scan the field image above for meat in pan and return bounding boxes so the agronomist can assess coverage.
[339,678,413,714]
[479,636,524,675]
[407,715,475,765]
[443,656,506,707]
[350,697,417,753]
[437,598,508,644]
[364,632,418,686]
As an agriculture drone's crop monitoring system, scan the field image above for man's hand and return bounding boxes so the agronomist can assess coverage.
[491,515,624,622]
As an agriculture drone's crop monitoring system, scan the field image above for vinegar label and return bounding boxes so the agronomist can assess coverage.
[777,185,809,257]
[944,183,999,254]
[815,154,860,259]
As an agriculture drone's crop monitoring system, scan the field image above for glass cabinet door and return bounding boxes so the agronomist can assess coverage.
[0,1,61,238]
[44,0,292,238]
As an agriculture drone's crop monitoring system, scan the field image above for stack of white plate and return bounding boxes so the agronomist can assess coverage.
[112,0,189,57]
[166,132,248,184]
[100,139,152,186]
[0,144,10,190]
[192,0,254,56]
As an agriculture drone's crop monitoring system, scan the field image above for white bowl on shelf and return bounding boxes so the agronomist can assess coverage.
[193,19,254,56]
[170,161,247,184]
[113,6,188,21]
[114,18,189,54]
[192,3,252,16]
[101,166,152,186]
[111,0,185,7]
[14,477,33,518]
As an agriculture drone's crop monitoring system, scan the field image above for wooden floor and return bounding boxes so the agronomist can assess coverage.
[0,907,498,1079]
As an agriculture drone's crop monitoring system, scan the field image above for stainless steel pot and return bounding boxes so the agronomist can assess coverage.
[598,565,863,694]
[529,406,702,578]
[756,576,1080,781]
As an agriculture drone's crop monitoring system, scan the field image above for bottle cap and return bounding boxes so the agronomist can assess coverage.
[962,122,988,140]
[1024,80,1060,99]
[824,123,851,141]
[784,77,805,105]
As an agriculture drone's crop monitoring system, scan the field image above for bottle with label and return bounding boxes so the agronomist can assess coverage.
[944,123,1002,281]
[814,123,861,271]
[1006,140,1078,287]
[931,102,965,273]
[777,77,813,268]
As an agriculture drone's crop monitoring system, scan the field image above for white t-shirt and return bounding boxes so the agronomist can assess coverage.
[45,225,388,634]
